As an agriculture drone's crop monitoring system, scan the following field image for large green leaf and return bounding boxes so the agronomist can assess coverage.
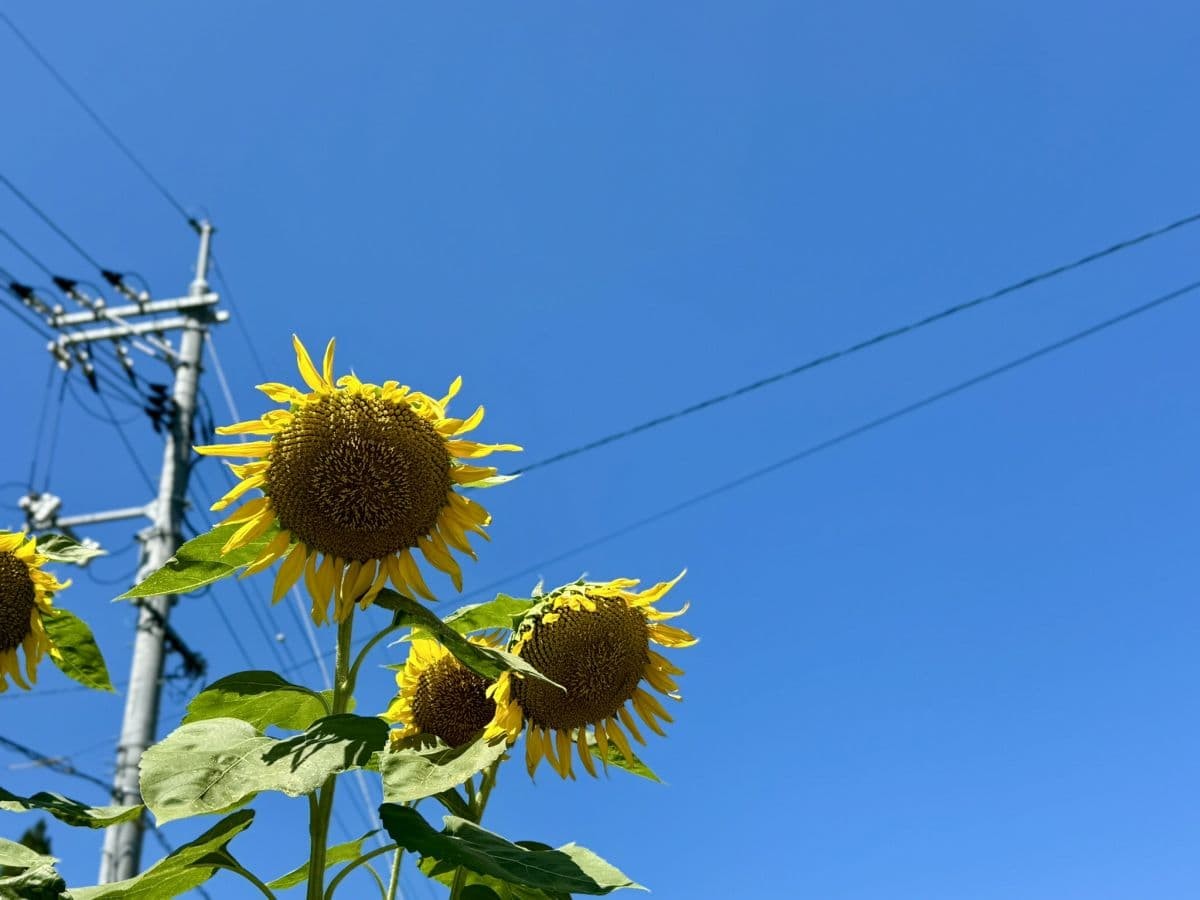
[442,595,535,635]
[183,671,329,732]
[35,533,105,565]
[119,522,277,600]
[381,733,506,804]
[70,809,254,899]
[266,830,377,890]
[42,609,113,692]
[420,858,569,900]
[375,590,561,690]
[141,715,388,824]
[0,838,55,871]
[0,863,66,900]
[0,787,140,829]
[379,805,643,895]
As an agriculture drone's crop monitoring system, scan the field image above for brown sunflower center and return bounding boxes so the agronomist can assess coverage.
[265,391,453,562]
[410,656,497,747]
[0,551,36,653]
[512,596,649,730]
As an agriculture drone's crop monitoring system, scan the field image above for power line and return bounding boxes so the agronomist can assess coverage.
[0,173,106,272]
[209,254,270,380]
[0,734,111,793]
[470,278,1200,600]
[515,210,1200,475]
[0,12,196,231]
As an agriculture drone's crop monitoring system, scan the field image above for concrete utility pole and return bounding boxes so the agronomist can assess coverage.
[96,223,220,882]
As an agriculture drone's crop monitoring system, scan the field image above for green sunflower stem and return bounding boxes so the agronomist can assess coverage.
[449,758,503,900]
[307,610,356,900]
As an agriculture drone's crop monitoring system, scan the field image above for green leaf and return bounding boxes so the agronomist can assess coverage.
[0,863,66,900]
[443,595,535,635]
[375,590,562,690]
[420,858,569,900]
[0,838,55,871]
[0,787,140,829]
[70,809,254,900]
[379,805,643,895]
[41,609,113,692]
[381,733,507,804]
[119,522,278,600]
[141,715,388,825]
[266,830,377,890]
[35,533,105,565]
[587,736,662,783]
[183,671,329,732]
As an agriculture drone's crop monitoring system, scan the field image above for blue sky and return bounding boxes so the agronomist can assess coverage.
[2,3,1199,897]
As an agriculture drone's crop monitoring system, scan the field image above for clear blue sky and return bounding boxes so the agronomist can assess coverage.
[2,3,1199,898]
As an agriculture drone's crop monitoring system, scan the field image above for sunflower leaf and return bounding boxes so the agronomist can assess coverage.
[183,670,329,732]
[0,837,56,871]
[34,532,106,565]
[0,863,67,900]
[379,805,644,895]
[69,809,254,899]
[375,590,562,690]
[585,735,662,783]
[141,715,388,825]
[381,733,507,803]
[443,595,536,635]
[420,857,570,900]
[118,522,278,601]
[0,787,141,829]
[266,830,378,890]
[41,608,114,692]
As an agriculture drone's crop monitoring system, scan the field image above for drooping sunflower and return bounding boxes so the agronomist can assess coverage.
[0,531,70,692]
[383,634,501,748]
[195,336,520,624]
[485,573,696,779]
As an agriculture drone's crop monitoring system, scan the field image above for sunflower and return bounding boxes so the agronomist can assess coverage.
[195,336,520,624]
[0,531,70,692]
[383,635,501,748]
[485,573,695,780]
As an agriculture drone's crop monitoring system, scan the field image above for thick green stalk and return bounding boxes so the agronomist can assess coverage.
[306,611,356,900]
[449,759,503,899]
[386,848,404,900]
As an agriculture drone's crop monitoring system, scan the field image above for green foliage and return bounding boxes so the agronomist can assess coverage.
[587,735,662,783]
[140,715,388,824]
[0,862,65,900]
[381,733,507,804]
[0,837,55,872]
[183,670,329,732]
[266,830,377,890]
[70,809,255,899]
[379,805,644,895]
[442,595,536,635]
[42,609,113,692]
[35,533,106,565]
[420,857,570,900]
[0,787,140,829]
[375,590,562,689]
[118,522,277,600]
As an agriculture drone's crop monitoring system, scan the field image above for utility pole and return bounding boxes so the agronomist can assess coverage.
[93,222,219,882]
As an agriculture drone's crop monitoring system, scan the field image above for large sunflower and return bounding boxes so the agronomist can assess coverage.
[486,573,695,779]
[383,635,501,748]
[0,531,70,692]
[195,336,520,624]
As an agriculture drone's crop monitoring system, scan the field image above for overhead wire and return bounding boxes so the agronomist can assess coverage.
[515,209,1200,475]
[464,277,1200,601]
[0,12,197,231]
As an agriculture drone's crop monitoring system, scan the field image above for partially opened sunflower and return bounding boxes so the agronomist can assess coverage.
[486,573,696,779]
[196,336,520,624]
[383,634,501,748]
[0,531,70,692]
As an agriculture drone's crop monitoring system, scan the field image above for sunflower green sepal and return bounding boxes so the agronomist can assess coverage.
[118,521,279,601]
